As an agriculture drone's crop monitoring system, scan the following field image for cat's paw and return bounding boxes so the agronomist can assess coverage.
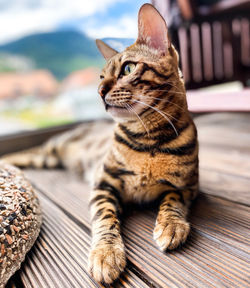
[153,219,190,251]
[88,243,126,284]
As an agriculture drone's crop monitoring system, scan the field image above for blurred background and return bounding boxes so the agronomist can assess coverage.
[0,0,148,134]
[0,0,249,135]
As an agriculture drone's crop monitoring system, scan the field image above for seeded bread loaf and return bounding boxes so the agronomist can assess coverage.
[0,161,42,287]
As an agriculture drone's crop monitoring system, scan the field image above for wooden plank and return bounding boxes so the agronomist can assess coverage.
[201,22,213,81]
[241,18,250,66]
[190,23,202,82]
[8,191,149,288]
[199,166,250,205]
[213,21,224,80]
[19,169,250,288]
[194,112,250,204]
[200,146,250,179]
[178,27,190,83]
[199,142,250,204]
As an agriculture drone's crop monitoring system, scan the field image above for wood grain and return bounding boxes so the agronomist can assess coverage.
[8,190,149,288]
[7,169,248,288]
[195,113,250,205]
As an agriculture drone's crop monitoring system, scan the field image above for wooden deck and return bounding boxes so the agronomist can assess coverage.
[5,113,250,288]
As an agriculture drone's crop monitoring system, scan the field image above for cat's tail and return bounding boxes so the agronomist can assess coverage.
[1,138,64,169]
[0,124,89,170]
[1,121,113,172]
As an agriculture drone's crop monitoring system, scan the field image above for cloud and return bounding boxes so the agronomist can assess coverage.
[0,0,126,44]
[85,15,138,39]
[0,0,121,15]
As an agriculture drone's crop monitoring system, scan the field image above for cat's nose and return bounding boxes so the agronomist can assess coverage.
[98,85,108,98]
[98,82,113,99]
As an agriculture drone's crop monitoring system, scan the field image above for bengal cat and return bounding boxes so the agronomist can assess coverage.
[2,4,198,284]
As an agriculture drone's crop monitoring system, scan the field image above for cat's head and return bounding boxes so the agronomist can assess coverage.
[96,4,182,122]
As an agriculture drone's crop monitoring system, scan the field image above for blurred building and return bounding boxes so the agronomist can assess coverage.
[0,70,58,99]
[55,67,104,121]
[61,67,100,92]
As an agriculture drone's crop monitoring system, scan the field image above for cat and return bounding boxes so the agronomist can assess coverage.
[2,4,198,284]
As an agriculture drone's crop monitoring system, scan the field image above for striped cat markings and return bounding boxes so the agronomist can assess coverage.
[1,4,199,285]
[91,3,198,284]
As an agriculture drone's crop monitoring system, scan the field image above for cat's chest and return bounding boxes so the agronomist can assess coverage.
[114,150,178,202]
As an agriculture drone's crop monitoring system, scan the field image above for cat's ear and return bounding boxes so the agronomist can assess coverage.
[137,4,170,55]
[96,39,118,60]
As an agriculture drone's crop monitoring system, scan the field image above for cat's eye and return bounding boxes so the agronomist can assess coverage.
[123,63,136,76]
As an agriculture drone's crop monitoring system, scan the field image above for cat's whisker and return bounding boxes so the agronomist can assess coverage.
[132,99,179,136]
[145,89,186,96]
[153,106,185,123]
[138,95,185,112]
[135,96,185,123]
[125,103,150,137]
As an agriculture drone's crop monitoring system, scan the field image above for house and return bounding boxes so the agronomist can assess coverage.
[60,67,100,92]
[56,67,104,120]
[0,70,58,99]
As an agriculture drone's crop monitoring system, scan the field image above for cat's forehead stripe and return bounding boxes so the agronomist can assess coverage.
[104,54,123,76]
[110,61,116,76]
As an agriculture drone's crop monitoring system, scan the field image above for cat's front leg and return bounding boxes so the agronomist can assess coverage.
[88,183,126,284]
[153,190,191,251]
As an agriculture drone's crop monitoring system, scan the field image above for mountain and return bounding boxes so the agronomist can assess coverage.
[0,31,135,79]
[0,30,104,79]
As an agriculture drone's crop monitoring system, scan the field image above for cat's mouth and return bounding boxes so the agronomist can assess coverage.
[105,103,137,119]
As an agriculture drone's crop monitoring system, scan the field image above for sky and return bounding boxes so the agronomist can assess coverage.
[0,0,149,44]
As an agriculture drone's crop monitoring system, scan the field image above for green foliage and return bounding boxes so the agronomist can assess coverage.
[2,107,73,128]
[0,65,16,73]
[0,55,17,72]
